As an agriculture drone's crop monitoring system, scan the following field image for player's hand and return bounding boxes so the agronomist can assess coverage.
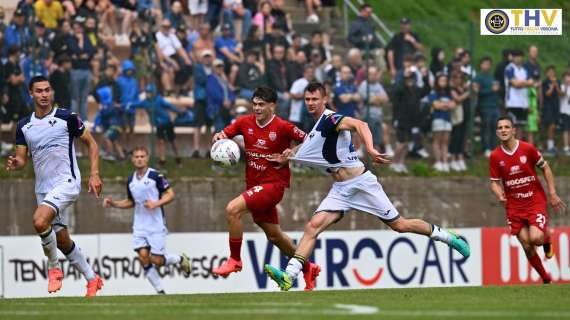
[102,197,113,208]
[5,155,19,171]
[498,192,507,205]
[549,193,566,214]
[267,153,289,168]
[211,131,228,144]
[367,148,392,164]
[144,200,159,209]
[88,174,103,198]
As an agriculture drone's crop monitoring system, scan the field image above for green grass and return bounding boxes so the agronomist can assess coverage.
[1,285,569,319]
[369,0,570,70]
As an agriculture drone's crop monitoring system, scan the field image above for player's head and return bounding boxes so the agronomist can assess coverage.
[29,76,52,109]
[496,116,516,142]
[304,82,327,117]
[131,146,150,168]
[251,86,277,123]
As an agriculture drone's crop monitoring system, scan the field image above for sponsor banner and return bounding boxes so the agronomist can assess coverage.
[0,229,482,298]
[480,9,562,36]
[481,227,570,285]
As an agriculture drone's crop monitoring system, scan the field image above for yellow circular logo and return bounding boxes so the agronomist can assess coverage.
[485,10,509,34]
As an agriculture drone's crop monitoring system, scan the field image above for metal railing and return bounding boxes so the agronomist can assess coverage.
[342,0,394,46]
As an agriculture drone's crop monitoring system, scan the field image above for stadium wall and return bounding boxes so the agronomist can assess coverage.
[1,177,569,235]
[1,228,569,298]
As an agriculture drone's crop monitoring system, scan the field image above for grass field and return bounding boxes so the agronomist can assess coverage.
[1,285,569,320]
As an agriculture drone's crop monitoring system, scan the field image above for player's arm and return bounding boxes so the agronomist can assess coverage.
[103,197,134,209]
[538,160,566,213]
[337,116,391,164]
[5,146,28,171]
[489,179,506,204]
[144,188,175,210]
[78,130,102,197]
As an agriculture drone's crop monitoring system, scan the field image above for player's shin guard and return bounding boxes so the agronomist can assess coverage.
[229,237,243,261]
[64,241,96,281]
[143,264,164,293]
[528,253,551,283]
[285,254,305,281]
[39,227,59,269]
[164,254,182,266]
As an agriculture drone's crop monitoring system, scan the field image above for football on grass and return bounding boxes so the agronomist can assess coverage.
[210,139,240,167]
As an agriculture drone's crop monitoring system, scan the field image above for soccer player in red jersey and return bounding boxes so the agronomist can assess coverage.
[489,116,566,283]
[211,86,321,290]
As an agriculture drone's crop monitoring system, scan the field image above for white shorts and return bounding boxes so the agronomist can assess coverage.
[432,118,452,132]
[36,180,81,232]
[188,0,207,15]
[315,170,400,222]
[133,232,167,256]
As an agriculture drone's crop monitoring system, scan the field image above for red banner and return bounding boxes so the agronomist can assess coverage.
[482,227,570,285]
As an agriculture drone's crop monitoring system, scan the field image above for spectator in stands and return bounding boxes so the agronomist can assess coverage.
[117,59,139,138]
[15,0,34,27]
[22,41,49,96]
[3,8,30,56]
[560,72,570,156]
[473,56,500,157]
[131,84,185,167]
[504,49,534,139]
[34,0,64,30]
[85,15,109,85]
[449,71,469,172]
[287,32,303,61]
[542,66,561,156]
[387,17,423,82]
[207,59,236,131]
[206,0,224,31]
[263,25,288,57]
[319,0,339,48]
[325,54,342,88]
[3,46,29,130]
[68,18,95,121]
[305,0,320,23]
[242,25,263,54]
[289,65,314,130]
[223,0,252,42]
[524,45,541,81]
[252,1,274,39]
[0,7,7,33]
[270,0,291,33]
[266,44,291,118]
[287,50,306,89]
[166,1,185,30]
[50,19,72,61]
[129,19,152,87]
[309,49,326,83]
[358,66,389,153]
[137,0,164,26]
[215,23,243,84]
[50,54,72,108]
[394,54,414,85]
[188,0,208,31]
[348,4,381,51]
[346,48,363,77]
[333,65,360,117]
[459,50,475,79]
[494,48,512,108]
[114,0,138,45]
[429,47,445,79]
[192,22,215,62]
[192,49,215,158]
[429,73,455,172]
[302,31,327,64]
[76,0,97,21]
[236,50,264,100]
[156,19,193,96]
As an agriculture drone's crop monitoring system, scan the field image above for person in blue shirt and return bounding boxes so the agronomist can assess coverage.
[206,59,236,132]
[117,60,140,139]
[3,8,31,56]
[214,23,243,79]
[428,73,456,172]
[130,84,185,167]
[333,65,361,117]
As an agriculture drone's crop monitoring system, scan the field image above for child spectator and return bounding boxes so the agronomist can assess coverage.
[542,66,561,156]
[560,72,570,156]
[449,71,469,172]
[429,73,456,172]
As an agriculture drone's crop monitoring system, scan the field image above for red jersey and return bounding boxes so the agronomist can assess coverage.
[223,115,305,188]
[489,140,547,213]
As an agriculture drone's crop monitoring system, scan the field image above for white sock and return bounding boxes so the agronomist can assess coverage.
[164,254,181,266]
[65,242,96,281]
[547,139,555,149]
[430,224,451,244]
[285,258,303,281]
[39,227,59,269]
[144,265,163,292]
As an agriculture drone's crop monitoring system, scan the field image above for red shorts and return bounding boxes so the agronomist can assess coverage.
[506,208,548,235]
[242,183,285,224]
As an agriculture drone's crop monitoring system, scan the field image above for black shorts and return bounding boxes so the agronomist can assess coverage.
[506,108,528,127]
[561,114,570,131]
[156,123,175,141]
[192,100,208,127]
[396,126,412,143]
[542,104,559,126]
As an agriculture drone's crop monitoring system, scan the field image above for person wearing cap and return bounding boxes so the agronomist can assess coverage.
[206,58,236,131]
[347,4,381,51]
[191,49,215,158]
[215,22,244,68]
[34,0,64,30]
[155,19,193,96]
[387,17,423,81]
[3,8,31,56]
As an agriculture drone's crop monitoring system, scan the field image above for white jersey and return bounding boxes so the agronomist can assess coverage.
[504,62,530,109]
[127,168,170,235]
[293,109,364,170]
[16,107,84,194]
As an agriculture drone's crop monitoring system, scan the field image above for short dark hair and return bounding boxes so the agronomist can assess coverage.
[252,86,277,103]
[545,65,556,73]
[132,145,150,155]
[304,81,327,97]
[479,56,492,64]
[360,3,371,11]
[29,75,50,91]
[511,49,524,57]
[496,115,514,128]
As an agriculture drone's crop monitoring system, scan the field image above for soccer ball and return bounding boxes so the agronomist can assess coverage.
[210,139,240,166]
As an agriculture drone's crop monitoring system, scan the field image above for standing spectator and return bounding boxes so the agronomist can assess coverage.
[333,65,360,117]
[267,44,291,118]
[33,21,53,62]
[206,0,224,30]
[560,72,570,156]
[34,0,64,30]
[287,50,306,85]
[117,59,140,139]
[50,54,72,108]
[429,73,456,172]
[223,0,252,42]
[542,66,561,156]
[358,66,389,153]
[192,50,214,158]
[302,31,327,63]
[289,65,314,130]
[3,46,29,130]
[236,50,265,100]
[188,0,208,31]
[524,45,541,81]
[325,54,343,88]
[348,4,381,50]
[192,22,215,62]
[50,19,72,61]
[494,49,512,109]
[504,49,534,139]
[429,47,446,78]
[473,56,500,157]
[155,19,193,96]
[387,17,423,82]
[3,8,30,56]
[459,50,475,79]
[207,59,236,132]
[287,32,304,61]
[0,7,6,34]
[449,71,469,172]
[309,49,326,83]
[165,1,185,30]
[68,19,95,121]
[129,19,152,88]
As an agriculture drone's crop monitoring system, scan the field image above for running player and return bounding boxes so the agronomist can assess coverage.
[103,146,191,294]
[5,76,104,297]
[264,82,470,291]
[489,116,566,283]
[211,86,321,290]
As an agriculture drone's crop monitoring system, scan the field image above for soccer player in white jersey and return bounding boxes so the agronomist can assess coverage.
[103,146,191,294]
[264,82,471,290]
[5,76,104,297]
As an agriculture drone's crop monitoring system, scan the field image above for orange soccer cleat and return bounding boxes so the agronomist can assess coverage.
[85,275,104,297]
[303,262,321,291]
[213,257,243,278]
[47,268,64,293]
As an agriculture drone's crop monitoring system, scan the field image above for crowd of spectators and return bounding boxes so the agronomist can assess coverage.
[1,1,569,172]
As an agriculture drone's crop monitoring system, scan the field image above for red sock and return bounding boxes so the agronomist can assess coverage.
[229,237,242,261]
[302,260,311,273]
[528,254,549,281]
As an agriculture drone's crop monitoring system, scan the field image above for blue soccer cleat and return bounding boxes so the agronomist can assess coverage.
[264,264,292,291]
[449,232,471,258]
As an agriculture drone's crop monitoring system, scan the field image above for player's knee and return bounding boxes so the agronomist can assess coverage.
[138,255,150,266]
[32,216,50,233]
[225,202,240,220]
[150,255,164,266]
[530,233,544,246]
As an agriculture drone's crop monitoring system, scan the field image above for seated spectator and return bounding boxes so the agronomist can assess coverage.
[346,48,363,76]
[2,46,29,132]
[113,0,138,44]
[287,32,304,61]
[166,1,185,30]
[236,50,265,100]
[305,0,320,23]
[214,23,243,84]
[130,84,185,167]
[287,50,306,85]
[192,50,215,158]
[207,59,236,131]
[289,65,315,130]
[267,44,292,118]
[137,0,163,27]
[155,19,193,95]
[192,22,215,62]
[270,0,292,33]
[188,0,208,31]
[3,8,30,56]
[429,73,456,172]
[223,0,252,42]
[76,0,97,21]
[325,54,342,88]
[308,49,326,83]
[50,54,72,108]
[32,21,53,62]
[50,19,73,61]
[34,0,64,30]
[242,25,264,54]
[252,1,274,39]
[129,19,152,87]
[302,31,328,64]
[263,25,288,57]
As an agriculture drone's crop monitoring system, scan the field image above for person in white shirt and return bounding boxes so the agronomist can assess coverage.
[560,72,570,155]
[103,146,191,294]
[289,65,315,130]
[155,19,193,95]
[504,49,534,139]
[263,82,471,291]
[6,76,103,297]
